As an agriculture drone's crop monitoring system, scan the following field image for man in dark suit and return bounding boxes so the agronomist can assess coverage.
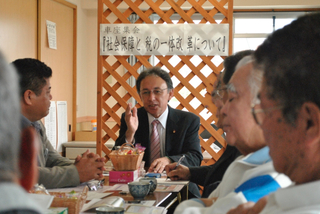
[115,67,203,197]
[115,67,203,172]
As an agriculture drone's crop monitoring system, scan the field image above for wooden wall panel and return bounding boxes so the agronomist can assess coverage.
[0,0,37,61]
[97,0,233,165]
[0,0,77,148]
[39,0,77,142]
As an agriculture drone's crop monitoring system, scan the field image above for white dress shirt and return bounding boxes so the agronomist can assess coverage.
[147,106,169,157]
[260,180,320,214]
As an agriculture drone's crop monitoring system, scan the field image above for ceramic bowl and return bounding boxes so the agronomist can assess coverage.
[128,181,150,199]
[139,177,157,193]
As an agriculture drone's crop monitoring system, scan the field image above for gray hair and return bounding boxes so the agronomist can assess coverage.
[235,55,263,103]
[0,52,21,182]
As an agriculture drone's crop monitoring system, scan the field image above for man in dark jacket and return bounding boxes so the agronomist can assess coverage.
[115,67,203,198]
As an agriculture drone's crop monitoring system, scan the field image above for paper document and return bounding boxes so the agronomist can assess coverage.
[81,198,100,213]
[125,200,155,207]
[126,205,167,214]
[46,20,57,49]
[156,178,189,185]
[155,184,184,192]
[44,101,57,149]
[57,101,68,152]
[87,192,112,201]
[28,193,54,210]
[81,196,125,212]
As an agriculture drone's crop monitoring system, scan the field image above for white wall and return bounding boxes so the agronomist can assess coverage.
[66,0,320,122]
[77,5,98,121]
[66,0,98,122]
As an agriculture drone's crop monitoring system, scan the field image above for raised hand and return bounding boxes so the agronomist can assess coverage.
[125,103,139,143]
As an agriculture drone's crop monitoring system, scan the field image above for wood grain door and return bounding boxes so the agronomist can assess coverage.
[39,0,77,143]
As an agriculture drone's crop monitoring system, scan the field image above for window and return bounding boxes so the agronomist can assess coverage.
[152,11,308,53]
[233,12,307,53]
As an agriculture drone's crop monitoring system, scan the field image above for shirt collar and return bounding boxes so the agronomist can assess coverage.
[273,180,320,211]
[147,106,169,129]
[20,115,41,133]
[21,115,32,129]
[240,146,271,166]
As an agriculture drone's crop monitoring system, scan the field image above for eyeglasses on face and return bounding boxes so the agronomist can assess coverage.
[251,98,283,125]
[211,87,227,100]
[140,88,168,97]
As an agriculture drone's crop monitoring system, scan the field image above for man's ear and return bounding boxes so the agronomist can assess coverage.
[19,127,39,191]
[168,89,174,101]
[301,102,320,146]
[23,90,34,105]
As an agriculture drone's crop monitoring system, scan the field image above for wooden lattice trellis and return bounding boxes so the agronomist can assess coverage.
[97,0,233,167]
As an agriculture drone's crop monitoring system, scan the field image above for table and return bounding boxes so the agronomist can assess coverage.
[104,176,188,210]
[48,176,187,214]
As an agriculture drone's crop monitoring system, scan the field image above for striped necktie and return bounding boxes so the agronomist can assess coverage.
[150,120,160,164]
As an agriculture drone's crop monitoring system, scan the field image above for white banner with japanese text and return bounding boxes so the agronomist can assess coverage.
[100,24,229,56]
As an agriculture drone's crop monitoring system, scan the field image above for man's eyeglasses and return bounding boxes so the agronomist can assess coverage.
[251,98,283,125]
[140,88,168,97]
[211,87,227,100]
